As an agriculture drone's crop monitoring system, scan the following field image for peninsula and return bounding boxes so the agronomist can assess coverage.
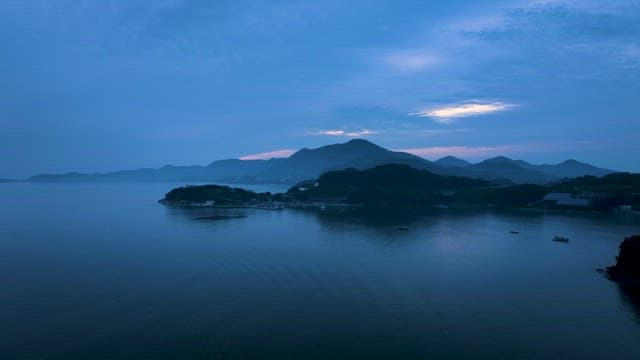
[160,164,640,212]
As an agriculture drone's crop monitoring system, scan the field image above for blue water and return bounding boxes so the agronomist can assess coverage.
[1,182,640,359]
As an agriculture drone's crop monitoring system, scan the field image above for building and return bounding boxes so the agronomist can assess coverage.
[542,193,590,207]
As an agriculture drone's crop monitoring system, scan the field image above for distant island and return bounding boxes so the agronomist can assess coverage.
[28,139,615,185]
[160,164,640,213]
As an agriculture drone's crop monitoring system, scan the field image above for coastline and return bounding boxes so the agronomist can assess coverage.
[159,198,640,219]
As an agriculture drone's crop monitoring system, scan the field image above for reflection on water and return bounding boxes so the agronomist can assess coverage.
[617,284,640,324]
[170,203,640,324]
[1,182,640,359]
[165,206,249,222]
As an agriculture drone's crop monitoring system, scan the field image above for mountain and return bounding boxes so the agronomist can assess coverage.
[434,156,471,168]
[254,139,437,183]
[28,140,428,184]
[287,164,547,209]
[30,166,213,182]
[28,139,616,184]
[206,158,285,182]
[536,159,613,178]
[467,157,558,184]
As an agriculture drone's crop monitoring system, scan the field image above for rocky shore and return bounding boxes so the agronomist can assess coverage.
[607,235,640,284]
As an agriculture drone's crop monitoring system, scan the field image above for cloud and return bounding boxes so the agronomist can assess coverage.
[413,102,516,123]
[397,145,530,159]
[240,149,296,160]
[446,14,508,33]
[384,51,438,72]
[311,129,377,137]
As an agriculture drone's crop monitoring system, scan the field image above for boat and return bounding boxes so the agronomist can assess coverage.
[552,235,570,243]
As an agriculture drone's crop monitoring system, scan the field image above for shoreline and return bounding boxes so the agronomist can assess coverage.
[159,199,640,218]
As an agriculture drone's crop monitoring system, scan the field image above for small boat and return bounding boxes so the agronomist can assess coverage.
[395,227,409,231]
[510,231,519,234]
[552,235,570,243]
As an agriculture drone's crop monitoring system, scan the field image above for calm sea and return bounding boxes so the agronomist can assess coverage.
[1,182,640,359]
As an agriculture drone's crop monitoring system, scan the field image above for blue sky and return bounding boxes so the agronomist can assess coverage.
[1,0,639,177]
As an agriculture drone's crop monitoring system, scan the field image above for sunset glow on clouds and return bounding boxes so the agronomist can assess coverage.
[240,149,296,160]
[414,102,516,123]
[312,129,377,137]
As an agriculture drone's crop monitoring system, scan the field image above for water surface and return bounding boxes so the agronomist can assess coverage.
[1,182,639,359]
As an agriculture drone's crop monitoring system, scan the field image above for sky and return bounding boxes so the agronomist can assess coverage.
[1,0,639,178]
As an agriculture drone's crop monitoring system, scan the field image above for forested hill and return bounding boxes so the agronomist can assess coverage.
[307,164,489,192]
[161,165,639,212]
[286,164,491,208]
